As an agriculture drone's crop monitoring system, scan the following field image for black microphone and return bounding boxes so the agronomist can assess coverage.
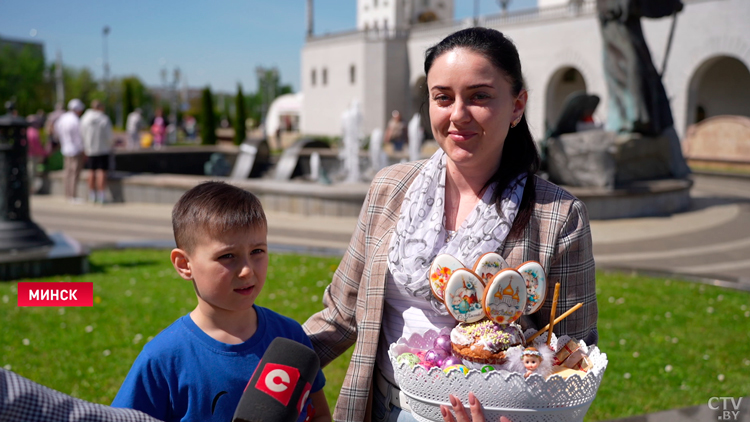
[233,337,321,422]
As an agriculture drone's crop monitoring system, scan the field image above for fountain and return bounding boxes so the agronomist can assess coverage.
[368,127,385,176]
[341,100,363,183]
[407,113,424,163]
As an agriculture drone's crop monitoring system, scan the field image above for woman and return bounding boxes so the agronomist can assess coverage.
[150,108,166,149]
[303,27,598,422]
[383,110,407,153]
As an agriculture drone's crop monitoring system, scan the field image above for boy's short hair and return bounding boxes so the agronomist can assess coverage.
[172,181,267,252]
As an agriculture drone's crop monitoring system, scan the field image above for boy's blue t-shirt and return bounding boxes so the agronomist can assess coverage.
[112,305,325,422]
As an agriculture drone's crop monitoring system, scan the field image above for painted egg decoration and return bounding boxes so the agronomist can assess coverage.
[472,252,509,285]
[429,254,465,301]
[443,364,469,375]
[483,268,527,325]
[443,269,486,323]
[516,261,547,315]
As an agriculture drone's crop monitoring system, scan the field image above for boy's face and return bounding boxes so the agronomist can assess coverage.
[174,225,268,315]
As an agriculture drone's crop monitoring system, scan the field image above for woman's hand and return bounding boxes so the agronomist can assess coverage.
[440,393,511,422]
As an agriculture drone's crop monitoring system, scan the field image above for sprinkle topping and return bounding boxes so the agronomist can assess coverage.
[454,319,515,353]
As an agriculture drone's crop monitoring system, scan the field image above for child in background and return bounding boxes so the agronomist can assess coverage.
[112,181,330,422]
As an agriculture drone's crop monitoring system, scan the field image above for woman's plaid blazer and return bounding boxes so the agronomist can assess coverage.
[303,161,598,421]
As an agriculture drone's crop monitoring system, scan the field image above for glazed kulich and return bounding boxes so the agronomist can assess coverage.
[450,318,524,364]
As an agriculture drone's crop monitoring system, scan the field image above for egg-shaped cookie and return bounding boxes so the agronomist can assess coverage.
[443,268,485,323]
[516,261,547,315]
[429,254,465,301]
[472,252,509,285]
[483,268,526,325]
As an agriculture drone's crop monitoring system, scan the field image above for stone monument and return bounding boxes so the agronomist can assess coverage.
[547,0,691,188]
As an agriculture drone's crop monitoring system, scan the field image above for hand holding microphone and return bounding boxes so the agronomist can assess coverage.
[233,337,321,422]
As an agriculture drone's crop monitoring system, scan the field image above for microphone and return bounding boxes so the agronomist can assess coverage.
[233,337,321,422]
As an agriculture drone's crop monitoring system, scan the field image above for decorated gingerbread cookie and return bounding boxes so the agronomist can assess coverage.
[483,268,527,325]
[429,254,465,301]
[516,261,547,315]
[472,252,509,285]
[443,269,485,323]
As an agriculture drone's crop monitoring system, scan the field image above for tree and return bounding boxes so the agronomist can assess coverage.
[234,84,247,145]
[223,95,232,127]
[246,67,293,129]
[63,66,101,106]
[0,43,49,115]
[122,79,135,118]
[200,86,216,145]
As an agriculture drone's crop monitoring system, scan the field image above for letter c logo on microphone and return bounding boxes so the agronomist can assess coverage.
[255,363,301,406]
[265,369,291,392]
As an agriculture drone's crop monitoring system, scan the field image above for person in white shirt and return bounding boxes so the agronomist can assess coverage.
[80,100,113,204]
[54,99,85,202]
[125,108,143,150]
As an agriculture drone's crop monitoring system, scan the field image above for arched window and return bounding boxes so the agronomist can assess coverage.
[350,65,356,84]
[322,68,328,86]
[311,69,316,86]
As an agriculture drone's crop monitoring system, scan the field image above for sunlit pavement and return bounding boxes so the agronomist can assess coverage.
[30,173,750,288]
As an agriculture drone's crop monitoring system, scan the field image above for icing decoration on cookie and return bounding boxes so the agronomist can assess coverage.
[471,252,509,285]
[482,268,527,324]
[516,261,547,315]
[444,269,485,323]
[429,254,465,301]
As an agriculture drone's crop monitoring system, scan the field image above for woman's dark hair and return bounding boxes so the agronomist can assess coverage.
[424,27,540,237]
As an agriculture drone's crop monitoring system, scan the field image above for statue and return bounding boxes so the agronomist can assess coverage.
[598,0,680,135]
[597,0,690,178]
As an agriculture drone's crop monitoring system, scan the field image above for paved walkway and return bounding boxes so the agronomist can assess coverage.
[30,173,750,288]
[591,173,750,289]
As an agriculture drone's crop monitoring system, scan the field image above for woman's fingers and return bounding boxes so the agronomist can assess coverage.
[440,404,456,422]
[467,392,485,421]
[441,393,486,422]
[450,394,471,422]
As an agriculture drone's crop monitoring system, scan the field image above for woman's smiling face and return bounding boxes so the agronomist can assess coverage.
[427,47,527,174]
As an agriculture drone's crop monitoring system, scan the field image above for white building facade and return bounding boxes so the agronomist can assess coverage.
[301,0,750,141]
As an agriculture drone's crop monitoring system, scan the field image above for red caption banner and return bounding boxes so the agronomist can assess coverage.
[17,282,94,307]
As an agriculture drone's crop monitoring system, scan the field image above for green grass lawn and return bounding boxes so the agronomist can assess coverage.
[1,250,748,420]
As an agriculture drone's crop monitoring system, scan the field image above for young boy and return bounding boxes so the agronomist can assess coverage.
[112,181,330,422]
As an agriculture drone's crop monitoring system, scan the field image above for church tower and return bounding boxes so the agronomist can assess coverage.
[357,0,454,32]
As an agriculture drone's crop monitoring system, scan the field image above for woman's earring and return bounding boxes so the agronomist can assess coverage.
[510,118,520,128]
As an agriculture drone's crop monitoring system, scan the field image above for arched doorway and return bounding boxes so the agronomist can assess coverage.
[545,67,587,135]
[687,56,750,126]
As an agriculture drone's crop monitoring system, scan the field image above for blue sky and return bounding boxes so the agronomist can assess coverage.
[0,0,536,94]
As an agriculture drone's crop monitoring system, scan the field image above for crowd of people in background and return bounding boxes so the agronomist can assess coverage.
[2,99,204,204]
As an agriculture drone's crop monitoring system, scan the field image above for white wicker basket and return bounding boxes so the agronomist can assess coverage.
[388,328,608,422]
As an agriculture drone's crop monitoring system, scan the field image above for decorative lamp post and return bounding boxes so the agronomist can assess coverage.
[102,25,110,107]
[0,108,53,252]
